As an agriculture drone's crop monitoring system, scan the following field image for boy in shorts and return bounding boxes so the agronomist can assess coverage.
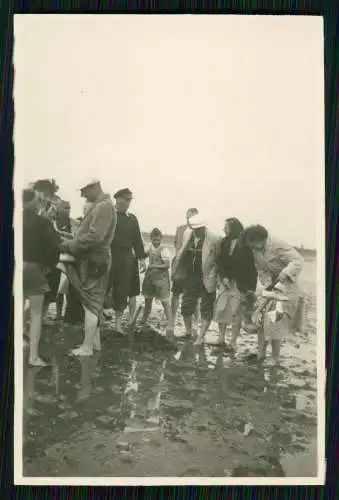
[140,228,173,336]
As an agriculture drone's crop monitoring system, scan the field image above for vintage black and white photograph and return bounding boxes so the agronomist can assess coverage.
[14,15,325,485]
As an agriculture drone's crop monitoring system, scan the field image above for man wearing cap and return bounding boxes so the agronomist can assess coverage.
[172,214,221,345]
[104,188,146,333]
[171,207,201,331]
[59,178,117,356]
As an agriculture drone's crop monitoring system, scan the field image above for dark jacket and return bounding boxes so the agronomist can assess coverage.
[23,209,60,268]
[111,212,146,259]
[217,237,257,293]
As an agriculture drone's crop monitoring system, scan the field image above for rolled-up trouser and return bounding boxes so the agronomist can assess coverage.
[181,275,216,321]
[105,249,134,312]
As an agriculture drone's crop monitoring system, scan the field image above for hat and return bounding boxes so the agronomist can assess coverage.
[188,214,206,229]
[23,188,39,210]
[114,188,133,199]
[78,177,100,191]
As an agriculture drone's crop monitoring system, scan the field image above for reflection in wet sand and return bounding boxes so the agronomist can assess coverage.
[23,319,318,477]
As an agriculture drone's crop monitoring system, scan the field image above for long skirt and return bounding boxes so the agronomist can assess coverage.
[105,249,134,312]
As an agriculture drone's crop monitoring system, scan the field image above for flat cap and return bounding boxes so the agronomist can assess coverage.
[114,188,133,199]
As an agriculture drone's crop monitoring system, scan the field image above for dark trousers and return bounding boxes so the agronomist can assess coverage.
[105,249,134,312]
[181,275,216,321]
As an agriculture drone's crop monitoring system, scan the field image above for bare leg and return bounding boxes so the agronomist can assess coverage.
[183,315,193,337]
[114,311,124,333]
[56,294,64,321]
[171,293,180,328]
[128,296,137,325]
[70,306,98,356]
[140,297,153,327]
[42,299,50,323]
[93,327,101,351]
[257,328,268,360]
[161,299,173,335]
[271,339,281,366]
[194,319,211,345]
[217,323,227,345]
[194,299,201,327]
[230,312,242,349]
[28,294,47,366]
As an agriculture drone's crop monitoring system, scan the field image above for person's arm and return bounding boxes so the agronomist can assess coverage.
[275,241,304,282]
[42,218,61,268]
[132,215,147,259]
[66,202,115,255]
[173,227,180,253]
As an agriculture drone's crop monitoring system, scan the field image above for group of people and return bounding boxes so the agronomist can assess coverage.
[23,177,305,368]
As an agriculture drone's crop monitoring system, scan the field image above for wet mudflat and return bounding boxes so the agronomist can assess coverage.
[23,260,318,478]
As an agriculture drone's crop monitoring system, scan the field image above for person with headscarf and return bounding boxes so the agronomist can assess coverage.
[104,188,146,333]
[214,218,258,349]
[172,214,221,344]
[59,178,116,356]
[243,225,305,365]
[23,189,60,366]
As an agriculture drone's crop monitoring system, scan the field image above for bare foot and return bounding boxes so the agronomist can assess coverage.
[29,356,48,367]
[93,343,101,352]
[69,346,93,357]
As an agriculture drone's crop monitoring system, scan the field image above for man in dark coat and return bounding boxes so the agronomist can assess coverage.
[104,188,146,333]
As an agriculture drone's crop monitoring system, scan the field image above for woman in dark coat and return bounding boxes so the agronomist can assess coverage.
[214,218,258,348]
[23,189,60,365]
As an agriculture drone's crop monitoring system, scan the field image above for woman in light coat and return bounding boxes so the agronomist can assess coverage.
[243,225,305,365]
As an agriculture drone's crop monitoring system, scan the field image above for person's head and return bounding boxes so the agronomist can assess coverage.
[79,180,102,202]
[23,189,41,213]
[114,188,133,214]
[32,179,59,201]
[58,200,71,216]
[186,207,198,223]
[224,217,244,239]
[150,227,162,248]
[188,213,206,238]
[243,224,269,251]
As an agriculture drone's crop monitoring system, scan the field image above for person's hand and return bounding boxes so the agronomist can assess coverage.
[277,270,291,283]
[139,259,147,273]
[222,277,231,289]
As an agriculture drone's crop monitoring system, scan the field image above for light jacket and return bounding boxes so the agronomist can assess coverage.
[253,236,304,288]
[67,193,117,265]
[172,227,221,293]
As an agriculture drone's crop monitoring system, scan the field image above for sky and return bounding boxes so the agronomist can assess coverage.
[14,15,324,248]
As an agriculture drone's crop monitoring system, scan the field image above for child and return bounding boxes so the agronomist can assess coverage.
[140,228,173,337]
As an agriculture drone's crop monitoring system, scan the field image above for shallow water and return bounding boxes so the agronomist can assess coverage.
[22,256,318,478]
[23,330,317,477]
